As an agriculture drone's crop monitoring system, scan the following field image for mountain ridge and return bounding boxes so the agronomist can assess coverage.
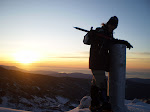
[0,66,150,111]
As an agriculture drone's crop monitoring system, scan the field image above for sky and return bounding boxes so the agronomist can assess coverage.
[0,0,150,78]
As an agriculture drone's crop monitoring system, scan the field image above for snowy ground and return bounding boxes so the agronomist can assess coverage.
[0,95,76,112]
[67,96,150,112]
[0,107,31,112]
[0,96,150,112]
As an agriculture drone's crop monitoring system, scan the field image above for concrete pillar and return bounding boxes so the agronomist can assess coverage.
[108,44,127,112]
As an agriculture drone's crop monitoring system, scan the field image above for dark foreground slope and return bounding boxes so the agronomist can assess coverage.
[0,66,150,111]
[0,67,90,111]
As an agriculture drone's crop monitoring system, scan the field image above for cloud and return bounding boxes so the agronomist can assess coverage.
[129,52,150,55]
[127,52,150,60]
[48,56,88,59]
[79,51,89,55]
[127,57,150,60]
[81,51,150,56]
[47,51,89,59]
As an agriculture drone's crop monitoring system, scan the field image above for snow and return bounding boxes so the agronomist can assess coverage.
[56,96,69,104]
[0,107,30,112]
[36,86,41,91]
[1,97,8,106]
[68,107,90,112]
[20,98,31,105]
[67,96,150,112]
[126,99,150,112]
[0,96,150,112]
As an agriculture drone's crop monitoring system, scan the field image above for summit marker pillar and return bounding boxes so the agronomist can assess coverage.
[108,44,127,112]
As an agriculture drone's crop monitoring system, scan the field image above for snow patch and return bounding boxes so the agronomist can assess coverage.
[36,86,40,91]
[78,96,91,109]
[1,97,8,106]
[20,98,31,105]
[126,99,150,112]
[0,107,30,112]
[56,96,69,104]
[33,96,44,103]
[67,107,90,112]
[67,96,150,112]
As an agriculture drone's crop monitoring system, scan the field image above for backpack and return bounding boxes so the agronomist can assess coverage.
[83,25,97,45]
[83,32,91,45]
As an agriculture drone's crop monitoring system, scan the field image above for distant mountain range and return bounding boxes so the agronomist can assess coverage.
[0,65,150,111]
[0,65,92,79]
[0,65,27,72]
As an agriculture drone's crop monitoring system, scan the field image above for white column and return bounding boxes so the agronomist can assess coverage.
[109,44,127,112]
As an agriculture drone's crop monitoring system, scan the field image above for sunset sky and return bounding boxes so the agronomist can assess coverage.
[0,0,150,78]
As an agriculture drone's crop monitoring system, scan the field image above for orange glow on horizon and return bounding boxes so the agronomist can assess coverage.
[13,51,40,64]
[1,54,150,73]
[126,58,150,70]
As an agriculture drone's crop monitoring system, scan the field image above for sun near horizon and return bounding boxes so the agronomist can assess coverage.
[13,51,40,64]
